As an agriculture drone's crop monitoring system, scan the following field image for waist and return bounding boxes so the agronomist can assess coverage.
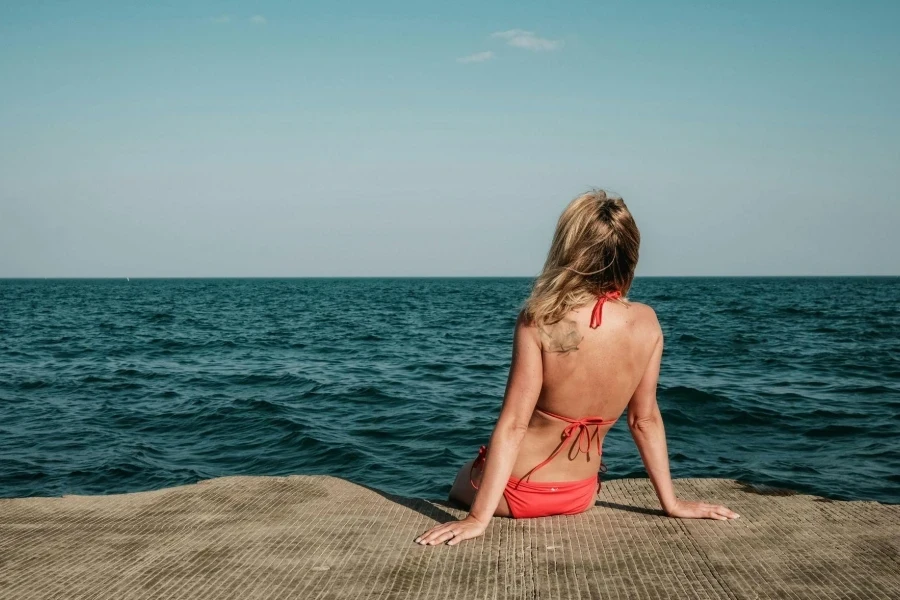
[512,432,607,480]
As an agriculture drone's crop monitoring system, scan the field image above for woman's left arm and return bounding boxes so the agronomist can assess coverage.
[416,312,543,546]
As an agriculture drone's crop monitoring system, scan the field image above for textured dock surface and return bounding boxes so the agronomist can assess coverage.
[0,476,897,599]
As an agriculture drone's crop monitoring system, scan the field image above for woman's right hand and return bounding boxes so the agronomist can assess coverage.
[665,499,740,520]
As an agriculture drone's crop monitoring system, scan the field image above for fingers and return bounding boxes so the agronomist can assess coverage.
[415,524,460,546]
[706,504,740,520]
[447,529,475,546]
[416,519,487,546]
[715,505,740,519]
[674,501,740,521]
[415,525,453,545]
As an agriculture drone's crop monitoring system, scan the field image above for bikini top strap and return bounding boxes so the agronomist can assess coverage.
[589,290,622,329]
[521,409,617,482]
[533,407,618,429]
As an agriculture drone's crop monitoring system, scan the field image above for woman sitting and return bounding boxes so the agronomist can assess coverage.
[416,190,738,546]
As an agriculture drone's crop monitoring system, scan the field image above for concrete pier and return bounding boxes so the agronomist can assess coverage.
[0,476,897,599]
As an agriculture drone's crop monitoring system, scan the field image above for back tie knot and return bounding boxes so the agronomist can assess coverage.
[589,290,622,329]
[561,419,603,459]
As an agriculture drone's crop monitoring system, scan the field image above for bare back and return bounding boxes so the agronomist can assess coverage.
[511,299,662,482]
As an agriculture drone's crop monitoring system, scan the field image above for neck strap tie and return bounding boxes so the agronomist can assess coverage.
[589,291,622,329]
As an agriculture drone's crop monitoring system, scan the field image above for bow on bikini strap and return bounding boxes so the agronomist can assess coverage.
[562,418,606,458]
[589,290,622,329]
[469,445,488,490]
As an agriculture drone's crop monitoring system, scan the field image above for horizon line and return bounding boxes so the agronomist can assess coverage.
[1,275,898,280]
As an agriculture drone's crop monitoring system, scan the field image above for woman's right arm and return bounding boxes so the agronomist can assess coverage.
[628,318,739,521]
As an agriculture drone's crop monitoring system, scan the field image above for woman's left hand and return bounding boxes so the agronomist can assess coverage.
[415,514,488,546]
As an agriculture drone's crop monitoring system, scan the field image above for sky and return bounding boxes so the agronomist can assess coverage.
[1,0,898,277]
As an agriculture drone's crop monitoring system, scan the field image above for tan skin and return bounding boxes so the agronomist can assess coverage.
[416,298,739,547]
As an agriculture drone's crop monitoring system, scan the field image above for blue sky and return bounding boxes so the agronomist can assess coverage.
[1,1,898,276]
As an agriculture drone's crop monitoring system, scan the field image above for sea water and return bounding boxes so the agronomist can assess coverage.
[1,277,897,503]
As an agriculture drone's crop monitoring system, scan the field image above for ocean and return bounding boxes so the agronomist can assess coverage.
[0,277,897,504]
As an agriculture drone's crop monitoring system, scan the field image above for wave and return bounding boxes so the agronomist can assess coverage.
[17,380,50,390]
[227,373,320,390]
[660,385,726,404]
[803,424,868,438]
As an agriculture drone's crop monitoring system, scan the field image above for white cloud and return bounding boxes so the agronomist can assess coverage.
[250,15,267,25]
[457,51,495,64]
[491,29,560,51]
[210,15,232,24]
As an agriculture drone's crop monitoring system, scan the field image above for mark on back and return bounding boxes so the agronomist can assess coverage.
[539,318,583,353]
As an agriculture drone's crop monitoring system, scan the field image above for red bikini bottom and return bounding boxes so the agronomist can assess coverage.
[470,445,604,519]
[503,473,599,518]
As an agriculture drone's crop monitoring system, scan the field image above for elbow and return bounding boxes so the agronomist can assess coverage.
[628,412,662,435]
[497,419,530,441]
[508,421,530,440]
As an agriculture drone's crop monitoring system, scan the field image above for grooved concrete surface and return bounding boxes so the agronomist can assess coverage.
[0,477,897,599]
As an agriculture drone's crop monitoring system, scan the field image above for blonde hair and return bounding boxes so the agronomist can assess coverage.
[524,190,640,327]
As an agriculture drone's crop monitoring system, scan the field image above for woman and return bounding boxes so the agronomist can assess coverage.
[416,190,739,547]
